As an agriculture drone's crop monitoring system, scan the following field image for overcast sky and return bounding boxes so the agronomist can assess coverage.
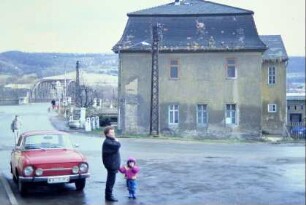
[0,0,304,56]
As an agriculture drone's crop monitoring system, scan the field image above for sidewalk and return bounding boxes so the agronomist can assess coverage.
[0,178,10,205]
[49,113,70,132]
[49,115,100,137]
[0,172,16,205]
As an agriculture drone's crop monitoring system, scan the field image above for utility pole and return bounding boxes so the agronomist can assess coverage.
[150,23,161,136]
[75,61,81,107]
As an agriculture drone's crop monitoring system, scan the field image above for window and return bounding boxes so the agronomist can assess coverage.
[287,106,290,110]
[268,66,276,85]
[226,104,236,124]
[170,60,179,79]
[226,59,236,79]
[168,105,179,124]
[197,104,208,125]
[268,104,277,113]
[301,105,304,110]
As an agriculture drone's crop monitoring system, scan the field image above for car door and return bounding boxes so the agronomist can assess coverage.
[11,135,23,176]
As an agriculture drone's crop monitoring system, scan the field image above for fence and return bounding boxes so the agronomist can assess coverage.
[286,121,306,139]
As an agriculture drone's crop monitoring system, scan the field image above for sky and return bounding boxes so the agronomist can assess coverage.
[0,0,305,56]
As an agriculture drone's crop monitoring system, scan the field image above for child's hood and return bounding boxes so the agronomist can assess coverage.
[127,157,136,164]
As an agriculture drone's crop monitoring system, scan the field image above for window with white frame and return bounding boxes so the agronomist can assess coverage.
[168,105,179,124]
[226,104,236,124]
[268,104,277,113]
[170,60,179,79]
[226,59,236,79]
[268,66,276,85]
[197,104,208,125]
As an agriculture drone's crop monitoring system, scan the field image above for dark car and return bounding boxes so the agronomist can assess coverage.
[290,126,306,139]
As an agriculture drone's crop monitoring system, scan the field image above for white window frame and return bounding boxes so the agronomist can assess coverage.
[168,105,179,125]
[226,58,237,79]
[268,66,276,85]
[268,104,277,113]
[197,104,208,125]
[225,104,237,125]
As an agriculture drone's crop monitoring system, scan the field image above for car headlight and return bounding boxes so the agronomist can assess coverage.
[79,163,88,173]
[35,168,43,176]
[72,166,79,174]
[23,166,34,176]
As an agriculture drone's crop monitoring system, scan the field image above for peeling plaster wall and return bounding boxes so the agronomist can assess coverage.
[158,52,262,137]
[261,61,287,135]
[119,53,152,134]
[119,52,263,137]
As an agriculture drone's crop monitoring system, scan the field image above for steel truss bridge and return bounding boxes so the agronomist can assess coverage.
[30,79,76,103]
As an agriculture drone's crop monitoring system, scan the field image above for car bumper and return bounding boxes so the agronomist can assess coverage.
[19,173,90,183]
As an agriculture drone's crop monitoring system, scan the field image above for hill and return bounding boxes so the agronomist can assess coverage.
[43,71,117,87]
[287,56,305,85]
[287,56,305,73]
[0,51,118,77]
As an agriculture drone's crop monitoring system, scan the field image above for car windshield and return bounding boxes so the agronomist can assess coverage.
[23,134,73,150]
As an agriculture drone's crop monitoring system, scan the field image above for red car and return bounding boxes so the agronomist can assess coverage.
[10,130,90,196]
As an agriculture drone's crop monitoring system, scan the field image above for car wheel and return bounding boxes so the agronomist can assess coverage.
[11,165,17,184]
[12,173,17,184]
[18,175,28,197]
[75,179,86,191]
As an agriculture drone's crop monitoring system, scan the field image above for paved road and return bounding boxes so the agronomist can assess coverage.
[0,103,305,205]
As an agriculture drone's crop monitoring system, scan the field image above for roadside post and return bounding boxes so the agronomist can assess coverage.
[91,117,96,130]
[85,117,91,132]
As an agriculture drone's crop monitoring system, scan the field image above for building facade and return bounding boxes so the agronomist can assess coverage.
[287,93,306,123]
[113,0,288,137]
[260,35,288,135]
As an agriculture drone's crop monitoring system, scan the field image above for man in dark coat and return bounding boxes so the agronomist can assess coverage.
[102,126,121,202]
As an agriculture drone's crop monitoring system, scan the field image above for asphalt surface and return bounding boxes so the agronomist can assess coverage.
[0,103,305,205]
[0,174,11,205]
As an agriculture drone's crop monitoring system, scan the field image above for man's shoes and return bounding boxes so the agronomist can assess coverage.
[105,196,118,202]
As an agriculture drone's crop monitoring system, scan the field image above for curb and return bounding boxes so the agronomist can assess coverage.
[0,172,18,205]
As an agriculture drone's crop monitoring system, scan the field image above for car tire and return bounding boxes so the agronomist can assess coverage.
[11,165,17,184]
[18,175,28,197]
[75,179,86,191]
[13,174,17,184]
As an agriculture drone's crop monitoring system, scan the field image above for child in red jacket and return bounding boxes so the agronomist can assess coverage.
[119,157,140,199]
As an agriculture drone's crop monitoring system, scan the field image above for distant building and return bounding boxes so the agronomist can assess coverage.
[287,93,306,123]
[113,0,288,137]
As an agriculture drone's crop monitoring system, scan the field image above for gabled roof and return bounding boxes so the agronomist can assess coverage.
[260,35,288,61]
[128,0,253,16]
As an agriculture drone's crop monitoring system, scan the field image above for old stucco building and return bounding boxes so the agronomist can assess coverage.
[113,0,288,137]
